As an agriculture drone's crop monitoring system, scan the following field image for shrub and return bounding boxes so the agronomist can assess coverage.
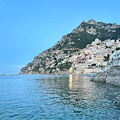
[104,54,110,61]
[116,47,120,51]
[57,62,72,71]
[32,65,40,72]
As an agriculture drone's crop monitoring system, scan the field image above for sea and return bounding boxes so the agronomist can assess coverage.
[0,74,120,120]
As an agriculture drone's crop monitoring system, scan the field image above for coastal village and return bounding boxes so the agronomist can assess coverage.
[20,37,120,75]
[69,38,120,74]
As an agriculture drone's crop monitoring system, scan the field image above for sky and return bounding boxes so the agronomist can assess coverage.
[0,0,120,74]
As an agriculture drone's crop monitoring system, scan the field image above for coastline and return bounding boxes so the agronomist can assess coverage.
[90,66,120,86]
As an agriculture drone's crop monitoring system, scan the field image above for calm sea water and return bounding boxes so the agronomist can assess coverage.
[0,75,120,120]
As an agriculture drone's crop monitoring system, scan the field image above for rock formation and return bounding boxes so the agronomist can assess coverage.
[90,66,120,86]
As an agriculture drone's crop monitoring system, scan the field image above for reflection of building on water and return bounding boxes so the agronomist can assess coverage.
[68,75,98,105]
[69,74,79,89]
[69,74,91,90]
[69,74,73,89]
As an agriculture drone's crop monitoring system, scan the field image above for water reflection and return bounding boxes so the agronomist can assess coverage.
[69,74,79,89]
[33,75,120,119]
[69,75,73,89]
[0,75,120,119]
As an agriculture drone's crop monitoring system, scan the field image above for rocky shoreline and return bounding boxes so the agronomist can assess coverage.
[90,66,120,86]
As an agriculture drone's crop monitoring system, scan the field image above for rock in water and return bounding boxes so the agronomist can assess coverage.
[91,66,120,86]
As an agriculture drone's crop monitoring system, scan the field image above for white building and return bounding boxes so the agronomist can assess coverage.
[106,40,115,47]
[104,50,120,71]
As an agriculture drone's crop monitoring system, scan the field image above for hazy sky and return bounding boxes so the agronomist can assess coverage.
[0,0,120,74]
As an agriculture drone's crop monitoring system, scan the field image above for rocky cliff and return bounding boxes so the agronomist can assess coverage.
[90,66,120,86]
[20,19,120,75]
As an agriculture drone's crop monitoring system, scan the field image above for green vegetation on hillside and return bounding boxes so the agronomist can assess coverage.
[104,54,110,61]
[57,62,72,71]
[32,65,40,72]
[116,47,120,51]
[55,31,96,50]
[55,23,120,51]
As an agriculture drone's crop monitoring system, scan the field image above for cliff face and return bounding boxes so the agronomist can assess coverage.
[91,66,120,86]
[20,49,74,75]
[20,20,120,75]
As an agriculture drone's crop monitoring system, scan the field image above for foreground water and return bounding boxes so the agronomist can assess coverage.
[0,75,120,120]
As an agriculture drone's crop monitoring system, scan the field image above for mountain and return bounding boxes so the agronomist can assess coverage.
[20,19,120,75]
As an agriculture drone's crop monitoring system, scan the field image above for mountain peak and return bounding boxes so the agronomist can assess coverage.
[87,19,97,25]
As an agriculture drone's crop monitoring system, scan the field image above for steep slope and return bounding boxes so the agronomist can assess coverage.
[20,19,120,75]
[53,19,120,50]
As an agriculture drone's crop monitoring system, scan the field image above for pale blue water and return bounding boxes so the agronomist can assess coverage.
[0,75,120,120]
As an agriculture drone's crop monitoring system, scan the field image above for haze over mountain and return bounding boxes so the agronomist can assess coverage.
[20,20,120,75]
